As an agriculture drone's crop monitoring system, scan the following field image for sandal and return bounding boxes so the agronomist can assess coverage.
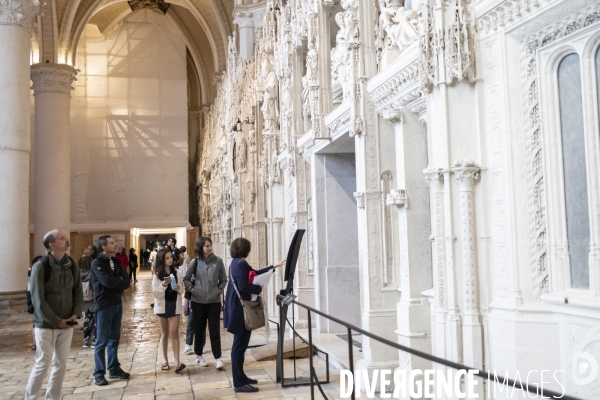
[161,363,170,371]
[175,363,186,374]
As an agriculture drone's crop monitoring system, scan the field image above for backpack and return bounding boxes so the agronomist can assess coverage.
[26,255,76,314]
[82,280,93,302]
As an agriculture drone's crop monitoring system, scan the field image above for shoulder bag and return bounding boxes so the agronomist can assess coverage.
[229,266,265,331]
[184,258,197,300]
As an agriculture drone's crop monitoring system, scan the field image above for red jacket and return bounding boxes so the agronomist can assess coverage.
[115,253,129,269]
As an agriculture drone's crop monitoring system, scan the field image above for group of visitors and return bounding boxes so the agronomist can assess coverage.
[24,229,285,399]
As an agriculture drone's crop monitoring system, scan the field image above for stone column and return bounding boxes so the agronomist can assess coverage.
[31,64,77,256]
[0,0,38,295]
[271,216,284,303]
[452,160,483,375]
[424,168,449,371]
[384,109,432,386]
[264,217,275,319]
[233,12,255,60]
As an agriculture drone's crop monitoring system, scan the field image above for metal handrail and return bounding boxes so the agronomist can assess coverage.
[277,295,583,400]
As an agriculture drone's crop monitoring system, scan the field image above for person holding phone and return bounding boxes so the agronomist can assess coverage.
[25,229,83,400]
[152,248,186,373]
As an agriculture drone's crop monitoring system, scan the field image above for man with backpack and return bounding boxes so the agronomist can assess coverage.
[25,229,83,400]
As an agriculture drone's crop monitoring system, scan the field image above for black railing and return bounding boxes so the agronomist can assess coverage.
[276,294,583,400]
[275,302,330,388]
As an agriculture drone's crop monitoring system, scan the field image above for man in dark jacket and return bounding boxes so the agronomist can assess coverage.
[25,229,83,400]
[91,235,131,386]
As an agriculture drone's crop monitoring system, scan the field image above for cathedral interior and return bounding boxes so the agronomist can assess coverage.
[1,0,600,398]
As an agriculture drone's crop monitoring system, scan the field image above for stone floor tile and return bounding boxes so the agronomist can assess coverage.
[0,271,341,399]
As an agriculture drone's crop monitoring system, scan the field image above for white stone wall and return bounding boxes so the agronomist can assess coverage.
[200,0,600,396]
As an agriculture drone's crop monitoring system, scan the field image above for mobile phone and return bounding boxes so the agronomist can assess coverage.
[66,320,78,326]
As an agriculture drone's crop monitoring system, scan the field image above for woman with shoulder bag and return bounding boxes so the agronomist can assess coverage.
[223,237,286,393]
[152,249,186,373]
[183,237,226,369]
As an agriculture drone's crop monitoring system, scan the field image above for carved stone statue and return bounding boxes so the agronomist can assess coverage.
[305,42,318,86]
[238,139,247,171]
[341,0,359,42]
[377,0,401,47]
[331,12,350,100]
[260,56,279,132]
[389,7,420,51]
[249,127,256,150]
[301,74,312,132]
[376,1,420,62]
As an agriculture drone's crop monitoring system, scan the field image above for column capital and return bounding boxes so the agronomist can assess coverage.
[381,105,404,123]
[424,168,444,192]
[386,189,406,208]
[233,11,255,29]
[30,64,78,96]
[271,217,284,226]
[353,192,365,209]
[451,160,480,191]
[0,0,38,32]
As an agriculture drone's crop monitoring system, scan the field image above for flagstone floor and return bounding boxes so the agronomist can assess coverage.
[0,270,342,399]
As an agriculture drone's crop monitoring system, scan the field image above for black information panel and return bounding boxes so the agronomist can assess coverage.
[283,229,305,295]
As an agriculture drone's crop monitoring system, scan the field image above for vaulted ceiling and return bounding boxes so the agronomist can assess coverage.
[35,0,236,102]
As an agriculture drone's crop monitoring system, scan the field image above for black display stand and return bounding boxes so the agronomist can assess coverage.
[275,230,330,389]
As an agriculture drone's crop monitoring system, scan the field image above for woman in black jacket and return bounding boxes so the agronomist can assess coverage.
[223,238,285,393]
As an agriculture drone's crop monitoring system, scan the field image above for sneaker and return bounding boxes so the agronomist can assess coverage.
[183,344,193,354]
[95,376,108,386]
[216,359,224,370]
[235,384,259,393]
[245,377,258,384]
[109,369,130,379]
[91,339,96,349]
[196,356,208,367]
[82,338,91,348]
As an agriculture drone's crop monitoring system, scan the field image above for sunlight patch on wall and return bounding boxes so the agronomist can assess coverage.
[71,9,189,226]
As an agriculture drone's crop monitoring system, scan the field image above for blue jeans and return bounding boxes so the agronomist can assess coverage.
[94,304,123,377]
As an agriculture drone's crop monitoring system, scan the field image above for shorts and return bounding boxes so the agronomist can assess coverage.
[156,299,178,319]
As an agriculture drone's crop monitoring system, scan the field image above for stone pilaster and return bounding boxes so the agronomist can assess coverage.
[354,97,398,377]
[233,12,255,60]
[424,168,449,367]
[31,64,77,256]
[383,107,432,389]
[452,160,483,376]
[0,0,38,296]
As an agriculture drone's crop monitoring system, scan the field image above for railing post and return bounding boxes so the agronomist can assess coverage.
[293,301,297,380]
[277,300,285,383]
[348,327,355,400]
[307,310,315,400]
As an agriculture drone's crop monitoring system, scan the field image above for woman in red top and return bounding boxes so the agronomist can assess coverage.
[115,247,129,271]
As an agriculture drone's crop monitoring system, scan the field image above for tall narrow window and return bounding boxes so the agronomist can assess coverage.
[558,53,590,289]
